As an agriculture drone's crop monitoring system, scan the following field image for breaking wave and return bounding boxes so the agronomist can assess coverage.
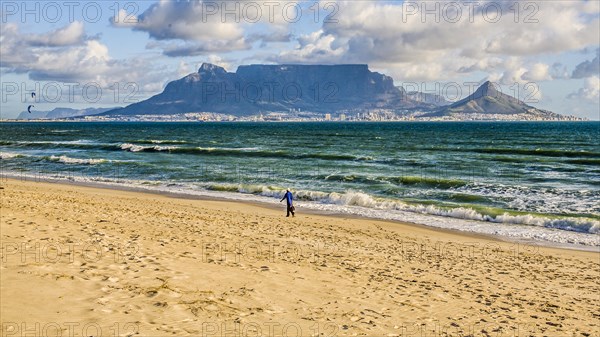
[117,144,370,161]
[0,151,26,159]
[48,155,108,165]
[119,143,178,152]
[203,183,600,235]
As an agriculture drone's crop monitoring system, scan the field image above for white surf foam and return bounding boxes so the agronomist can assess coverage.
[4,172,599,247]
[119,143,177,152]
[0,152,26,159]
[48,155,107,165]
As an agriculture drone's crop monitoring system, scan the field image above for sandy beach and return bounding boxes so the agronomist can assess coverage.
[1,178,598,336]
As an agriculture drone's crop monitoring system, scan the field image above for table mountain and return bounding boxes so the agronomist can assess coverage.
[95,65,577,120]
[100,63,430,116]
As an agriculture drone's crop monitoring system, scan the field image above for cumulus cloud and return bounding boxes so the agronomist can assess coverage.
[274,30,346,64]
[111,0,294,56]
[111,1,244,41]
[523,63,552,81]
[1,23,108,83]
[0,22,90,70]
[0,23,37,68]
[204,55,232,70]
[568,76,600,102]
[272,0,599,81]
[3,0,599,111]
[490,59,558,86]
[27,40,111,82]
[104,0,600,84]
[25,21,88,47]
[0,22,180,102]
[572,49,599,78]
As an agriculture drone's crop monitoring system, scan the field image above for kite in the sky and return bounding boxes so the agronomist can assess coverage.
[27,105,34,113]
[31,92,36,99]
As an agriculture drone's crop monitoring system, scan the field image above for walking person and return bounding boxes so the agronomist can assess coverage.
[280,188,295,217]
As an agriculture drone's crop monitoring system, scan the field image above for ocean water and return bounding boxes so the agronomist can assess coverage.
[1,121,599,247]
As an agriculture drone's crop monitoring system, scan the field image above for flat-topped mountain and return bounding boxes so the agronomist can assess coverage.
[100,63,430,116]
[88,65,579,121]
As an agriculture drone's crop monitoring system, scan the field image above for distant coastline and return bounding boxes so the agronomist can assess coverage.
[0,118,592,123]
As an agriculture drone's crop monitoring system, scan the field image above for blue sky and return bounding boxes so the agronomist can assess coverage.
[1,0,599,119]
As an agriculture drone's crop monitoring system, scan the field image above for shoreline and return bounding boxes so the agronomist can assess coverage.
[2,175,598,253]
[2,177,599,336]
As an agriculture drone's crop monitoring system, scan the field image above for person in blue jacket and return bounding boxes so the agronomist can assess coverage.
[280,188,295,217]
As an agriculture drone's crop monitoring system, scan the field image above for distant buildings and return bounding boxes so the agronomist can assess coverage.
[3,109,585,122]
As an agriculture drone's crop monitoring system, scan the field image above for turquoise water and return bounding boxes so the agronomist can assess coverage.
[1,122,599,246]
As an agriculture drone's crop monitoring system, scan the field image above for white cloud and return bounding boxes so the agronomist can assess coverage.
[0,22,90,69]
[26,21,87,47]
[523,63,552,81]
[490,59,557,86]
[0,22,181,103]
[272,0,599,81]
[28,40,111,82]
[111,0,295,56]
[204,55,232,70]
[111,1,244,42]
[568,76,600,102]
[275,30,346,64]
[0,23,36,68]
[1,23,110,83]
[2,0,599,113]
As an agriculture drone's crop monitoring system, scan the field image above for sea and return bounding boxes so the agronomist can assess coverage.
[1,121,598,248]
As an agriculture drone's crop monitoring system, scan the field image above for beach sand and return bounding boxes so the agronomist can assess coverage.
[1,178,598,336]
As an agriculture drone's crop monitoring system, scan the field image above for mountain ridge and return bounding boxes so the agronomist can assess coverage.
[17,107,117,120]
[425,81,557,118]
[90,64,578,120]
[100,63,432,117]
